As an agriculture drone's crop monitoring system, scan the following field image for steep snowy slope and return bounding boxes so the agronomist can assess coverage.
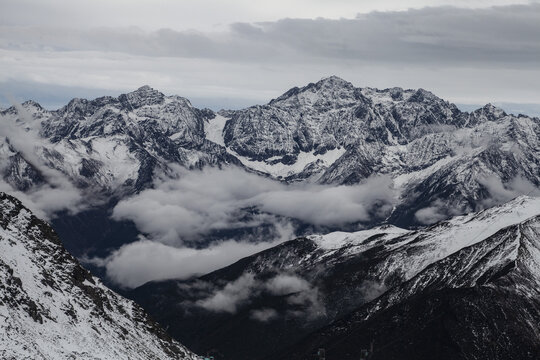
[0,192,199,360]
[129,196,540,360]
[284,215,540,359]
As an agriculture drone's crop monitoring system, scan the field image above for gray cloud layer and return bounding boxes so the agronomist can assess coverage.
[2,5,540,66]
[2,4,540,108]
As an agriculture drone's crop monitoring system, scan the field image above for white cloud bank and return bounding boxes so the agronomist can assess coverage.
[101,166,395,288]
[100,223,293,288]
[112,166,396,244]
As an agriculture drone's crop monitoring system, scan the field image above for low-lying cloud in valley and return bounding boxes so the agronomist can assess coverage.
[478,176,540,208]
[98,227,293,288]
[414,175,540,225]
[195,272,324,320]
[102,166,396,287]
[112,166,396,243]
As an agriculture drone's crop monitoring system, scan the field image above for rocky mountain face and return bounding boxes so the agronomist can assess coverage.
[128,196,540,360]
[223,76,464,160]
[221,76,540,226]
[0,192,199,360]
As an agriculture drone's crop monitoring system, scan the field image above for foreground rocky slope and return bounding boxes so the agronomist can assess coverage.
[0,192,199,360]
[129,196,540,359]
[282,216,540,359]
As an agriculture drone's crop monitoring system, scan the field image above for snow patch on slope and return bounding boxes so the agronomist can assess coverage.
[393,154,457,189]
[204,115,228,146]
[312,225,408,250]
[231,148,346,178]
[203,115,346,178]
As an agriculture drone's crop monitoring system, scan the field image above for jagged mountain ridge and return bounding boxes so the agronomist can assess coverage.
[2,77,538,196]
[128,196,540,360]
[0,192,199,360]
[222,76,467,160]
[2,76,538,189]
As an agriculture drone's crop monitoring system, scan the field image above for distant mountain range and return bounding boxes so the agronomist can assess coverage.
[1,76,539,257]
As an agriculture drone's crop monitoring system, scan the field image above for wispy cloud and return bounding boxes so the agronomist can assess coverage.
[250,308,278,322]
[196,272,324,319]
[414,176,539,225]
[0,103,85,219]
[197,273,258,313]
[478,176,539,208]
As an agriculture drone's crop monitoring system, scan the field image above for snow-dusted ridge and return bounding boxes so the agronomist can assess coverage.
[0,192,200,360]
[310,195,540,280]
[130,195,540,360]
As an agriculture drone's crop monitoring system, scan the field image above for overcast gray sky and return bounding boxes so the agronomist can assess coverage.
[1,0,540,114]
